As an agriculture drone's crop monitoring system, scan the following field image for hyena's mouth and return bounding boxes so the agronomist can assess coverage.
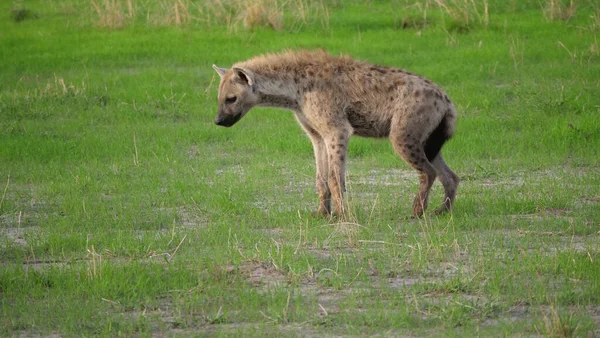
[215,113,242,127]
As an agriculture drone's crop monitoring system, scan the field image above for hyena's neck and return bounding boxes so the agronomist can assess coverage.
[253,73,302,112]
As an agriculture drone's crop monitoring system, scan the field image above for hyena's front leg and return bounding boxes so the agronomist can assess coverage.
[297,119,331,216]
[308,133,331,216]
[325,129,351,218]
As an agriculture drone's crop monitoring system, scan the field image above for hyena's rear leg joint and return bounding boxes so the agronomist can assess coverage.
[431,154,459,215]
[390,132,437,218]
[412,170,437,217]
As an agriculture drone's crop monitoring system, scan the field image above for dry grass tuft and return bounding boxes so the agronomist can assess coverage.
[542,0,577,21]
[433,0,489,30]
[12,75,87,101]
[509,35,525,69]
[159,0,192,26]
[536,305,580,337]
[87,0,328,31]
[241,0,284,31]
[589,4,600,31]
[90,0,134,28]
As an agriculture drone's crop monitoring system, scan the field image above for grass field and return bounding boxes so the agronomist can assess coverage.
[1,0,599,336]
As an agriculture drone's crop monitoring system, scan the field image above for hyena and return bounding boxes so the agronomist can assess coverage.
[212,50,459,218]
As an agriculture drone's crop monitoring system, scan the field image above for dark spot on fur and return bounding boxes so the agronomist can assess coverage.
[390,96,394,101]
[330,144,336,149]
[337,143,344,148]
[370,66,388,74]
[407,144,413,150]
[414,90,421,97]
[434,101,438,107]
[416,105,430,115]
[336,149,341,155]
[444,94,450,103]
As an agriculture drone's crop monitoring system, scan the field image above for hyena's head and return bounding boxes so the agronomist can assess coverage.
[212,65,259,127]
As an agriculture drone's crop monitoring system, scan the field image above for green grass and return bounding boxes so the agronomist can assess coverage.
[1,0,599,336]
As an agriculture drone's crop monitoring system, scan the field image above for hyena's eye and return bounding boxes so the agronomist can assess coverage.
[225,96,237,104]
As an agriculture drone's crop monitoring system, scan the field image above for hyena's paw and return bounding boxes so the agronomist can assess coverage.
[411,202,426,218]
[433,198,453,216]
[311,208,332,219]
[331,211,348,223]
[412,195,427,218]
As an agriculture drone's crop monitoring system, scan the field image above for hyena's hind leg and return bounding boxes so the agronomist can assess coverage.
[424,114,458,215]
[390,132,437,217]
[430,154,460,214]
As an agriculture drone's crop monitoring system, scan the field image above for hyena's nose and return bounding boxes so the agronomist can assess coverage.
[214,115,224,126]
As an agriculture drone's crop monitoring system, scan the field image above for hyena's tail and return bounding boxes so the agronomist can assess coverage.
[424,107,457,161]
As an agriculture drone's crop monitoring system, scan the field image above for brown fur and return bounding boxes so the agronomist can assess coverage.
[213,50,459,218]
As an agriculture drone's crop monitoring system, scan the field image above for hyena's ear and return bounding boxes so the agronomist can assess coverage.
[232,67,255,86]
[212,64,228,78]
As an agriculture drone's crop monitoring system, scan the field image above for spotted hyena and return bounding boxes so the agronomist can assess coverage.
[212,50,459,218]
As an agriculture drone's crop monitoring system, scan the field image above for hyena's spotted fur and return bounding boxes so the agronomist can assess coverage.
[213,50,459,218]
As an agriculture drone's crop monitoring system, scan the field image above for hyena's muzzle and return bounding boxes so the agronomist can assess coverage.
[214,108,243,127]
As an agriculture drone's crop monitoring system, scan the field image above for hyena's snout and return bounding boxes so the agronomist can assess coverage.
[214,109,242,127]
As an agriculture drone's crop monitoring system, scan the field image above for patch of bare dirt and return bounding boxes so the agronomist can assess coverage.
[351,168,416,187]
[177,206,208,228]
[20,260,68,272]
[215,165,245,177]
[154,205,210,229]
[388,276,423,289]
[541,207,571,216]
[1,225,40,246]
[481,304,530,327]
[227,261,288,289]
[582,196,600,205]
[307,247,332,259]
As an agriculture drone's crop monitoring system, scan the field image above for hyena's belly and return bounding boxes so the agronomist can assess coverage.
[344,103,391,138]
